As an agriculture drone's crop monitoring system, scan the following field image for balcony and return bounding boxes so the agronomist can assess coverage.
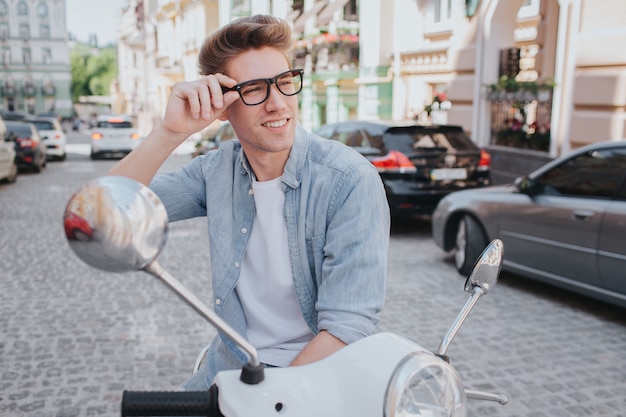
[42,84,56,96]
[293,32,359,73]
[22,83,36,96]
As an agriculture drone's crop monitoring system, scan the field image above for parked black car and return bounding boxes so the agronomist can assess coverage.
[6,121,47,172]
[315,121,492,216]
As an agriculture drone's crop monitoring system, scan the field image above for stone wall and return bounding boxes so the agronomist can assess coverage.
[485,145,553,185]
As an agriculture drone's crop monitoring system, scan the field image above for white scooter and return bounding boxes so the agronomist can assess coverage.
[64,176,509,417]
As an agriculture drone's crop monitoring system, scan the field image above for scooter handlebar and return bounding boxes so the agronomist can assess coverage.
[122,384,223,417]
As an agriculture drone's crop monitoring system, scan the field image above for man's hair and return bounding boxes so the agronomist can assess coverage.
[198,15,293,76]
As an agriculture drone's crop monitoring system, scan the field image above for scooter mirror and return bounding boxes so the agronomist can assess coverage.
[464,239,503,294]
[63,176,168,273]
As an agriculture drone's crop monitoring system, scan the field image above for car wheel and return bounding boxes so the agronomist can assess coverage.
[59,153,66,161]
[454,215,487,276]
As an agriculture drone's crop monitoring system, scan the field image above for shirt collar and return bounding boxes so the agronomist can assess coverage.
[237,123,308,189]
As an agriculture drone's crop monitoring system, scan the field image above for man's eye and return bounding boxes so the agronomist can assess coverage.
[241,83,264,96]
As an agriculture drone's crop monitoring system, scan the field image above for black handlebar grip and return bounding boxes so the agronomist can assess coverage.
[122,384,224,417]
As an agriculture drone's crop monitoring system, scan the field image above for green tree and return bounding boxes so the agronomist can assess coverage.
[87,48,117,96]
[70,43,117,103]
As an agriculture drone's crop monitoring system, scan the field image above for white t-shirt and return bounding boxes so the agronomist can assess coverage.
[236,176,314,366]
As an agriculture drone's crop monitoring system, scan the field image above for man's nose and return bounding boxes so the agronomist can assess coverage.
[264,84,287,108]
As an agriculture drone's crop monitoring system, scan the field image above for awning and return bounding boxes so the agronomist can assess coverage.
[316,0,350,26]
[293,1,328,32]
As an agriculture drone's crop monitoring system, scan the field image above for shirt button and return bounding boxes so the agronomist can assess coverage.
[215,298,221,305]
[234,262,240,268]
[241,228,248,234]
[248,189,254,195]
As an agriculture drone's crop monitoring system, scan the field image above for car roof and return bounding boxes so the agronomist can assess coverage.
[97,114,132,121]
[319,120,467,135]
[1,111,34,121]
[6,121,36,132]
[319,120,392,135]
[6,120,33,126]
[32,116,59,122]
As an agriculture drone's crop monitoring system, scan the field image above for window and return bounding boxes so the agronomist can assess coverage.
[0,1,7,16]
[231,0,251,18]
[37,2,48,18]
[534,148,626,199]
[433,0,452,23]
[32,121,55,130]
[39,24,49,39]
[426,0,456,33]
[344,0,358,21]
[0,22,8,40]
[17,1,28,16]
[22,47,31,65]
[1,46,10,64]
[42,47,51,64]
[518,0,540,19]
[19,24,29,41]
[97,120,133,129]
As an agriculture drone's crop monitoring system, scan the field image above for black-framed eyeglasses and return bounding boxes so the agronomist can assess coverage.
[222,69,304,106]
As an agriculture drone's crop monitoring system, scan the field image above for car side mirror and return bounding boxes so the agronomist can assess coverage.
[514,176,533,193]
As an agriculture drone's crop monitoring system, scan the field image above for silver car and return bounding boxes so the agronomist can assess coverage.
[432,140,626,308]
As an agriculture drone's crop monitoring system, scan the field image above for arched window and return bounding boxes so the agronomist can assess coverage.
[17,1,28,16]
[37,1,48,18]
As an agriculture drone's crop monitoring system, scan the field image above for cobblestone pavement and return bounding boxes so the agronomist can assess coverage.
[1,134,625,417]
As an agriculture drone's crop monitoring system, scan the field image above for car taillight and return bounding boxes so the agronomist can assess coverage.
[92,132,103,140]
[130,133,140,140]
[371,150,417,173]
[478,149,491,171]
[17,137,37,148]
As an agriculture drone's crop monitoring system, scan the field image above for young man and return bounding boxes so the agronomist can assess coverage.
[108,15,390,387]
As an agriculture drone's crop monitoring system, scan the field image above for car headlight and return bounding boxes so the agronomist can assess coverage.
[384,351,466,417]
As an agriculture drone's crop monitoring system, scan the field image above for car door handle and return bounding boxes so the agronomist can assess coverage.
[571,210,594,222]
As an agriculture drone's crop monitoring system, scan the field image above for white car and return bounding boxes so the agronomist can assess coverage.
[31,117,67,161]
[90,115,141,159]
[0,118,17,183]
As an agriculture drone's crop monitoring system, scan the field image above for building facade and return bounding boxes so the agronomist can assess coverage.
[0,0,71,117]
[114,0,626,182]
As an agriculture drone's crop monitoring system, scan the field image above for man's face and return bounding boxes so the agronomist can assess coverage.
[222,47,299,158]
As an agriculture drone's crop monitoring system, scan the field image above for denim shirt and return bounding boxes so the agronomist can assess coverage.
[150,123,390,385]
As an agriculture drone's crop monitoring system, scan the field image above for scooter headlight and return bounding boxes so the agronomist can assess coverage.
[384,351,466,417]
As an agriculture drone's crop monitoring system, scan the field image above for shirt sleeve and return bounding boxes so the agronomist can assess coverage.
[315,159,390,344]
[149,155,208,222]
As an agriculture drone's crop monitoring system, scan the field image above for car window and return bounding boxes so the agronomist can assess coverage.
[383,128,476,154]
[334,127,367,147]
[7,124,32,135]
[534,147,626,199]
[32,121,55,130]
[97,121,133,128]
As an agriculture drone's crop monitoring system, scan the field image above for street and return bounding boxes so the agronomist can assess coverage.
[1,132,625,417]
